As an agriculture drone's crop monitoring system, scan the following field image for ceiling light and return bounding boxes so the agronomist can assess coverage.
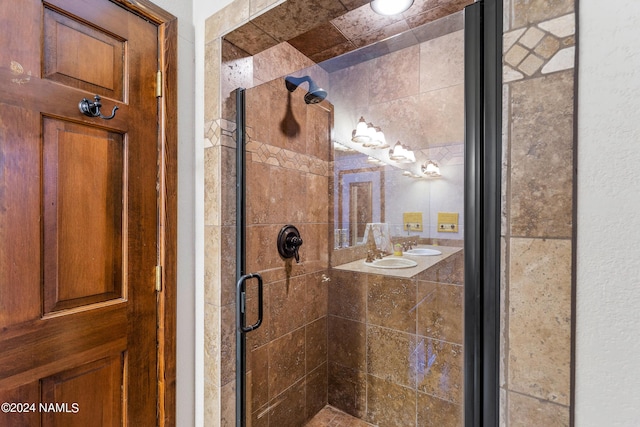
[370,0,414,16]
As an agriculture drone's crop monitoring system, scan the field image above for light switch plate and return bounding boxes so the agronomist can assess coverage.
[437,212,459,233]
[403,212,423,232]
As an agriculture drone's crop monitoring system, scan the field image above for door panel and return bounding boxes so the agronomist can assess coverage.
[43,118,125,313]
[0,0,159,424]
[43,6,125,100]
[41,355,123,427]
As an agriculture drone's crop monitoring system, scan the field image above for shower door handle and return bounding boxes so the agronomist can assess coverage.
[236,273,263,333]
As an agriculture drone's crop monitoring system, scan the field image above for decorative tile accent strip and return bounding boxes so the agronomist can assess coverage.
[503,13,575,82]
[538,14,575,38]
[418,142,464,167]
[503,28,527,52]
[204,120,221,148]
[519,27,545,49]
[542,47,575,75]
[247,138,330,176]
[220,120,236,149]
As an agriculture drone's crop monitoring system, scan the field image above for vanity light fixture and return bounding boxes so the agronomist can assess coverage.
[389,141,416,163]
[333,141,356,152]
[422,160,441,177]
[363,125,386,148]
[374,126,389,148]
[353,117,389,148]
[366,122,378,142]
[370,0,414,16]
[352,116,371,143]
[389,141,407,161]
[403,148,416,163]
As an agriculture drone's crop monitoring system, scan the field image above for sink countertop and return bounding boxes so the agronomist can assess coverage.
[332,245,462,278]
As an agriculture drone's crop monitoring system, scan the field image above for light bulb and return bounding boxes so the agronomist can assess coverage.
[352,116,371,143]
[422,160,441,177]
[370,0,414,16]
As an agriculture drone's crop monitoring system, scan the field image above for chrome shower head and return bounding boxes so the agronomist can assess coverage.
[284,75,328,104]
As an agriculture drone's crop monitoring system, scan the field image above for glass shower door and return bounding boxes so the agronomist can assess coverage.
[235,77,334,426]
[232,2,500,426]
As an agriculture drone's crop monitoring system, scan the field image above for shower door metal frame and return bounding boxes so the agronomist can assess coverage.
[235,87,266,427]
[464,0,502,426]
[232,1,503,424]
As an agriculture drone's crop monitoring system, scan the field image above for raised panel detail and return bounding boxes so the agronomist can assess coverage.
[44,7,125,101]
[43,118,125,313]
[41,355,124,427]
[0,382,40,426]
[56,23,115,90]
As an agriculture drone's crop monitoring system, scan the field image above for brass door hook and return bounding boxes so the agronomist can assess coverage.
[78,95,119,120]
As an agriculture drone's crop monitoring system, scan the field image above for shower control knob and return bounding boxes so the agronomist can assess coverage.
[277,225,303,263]
[286,235,303,248]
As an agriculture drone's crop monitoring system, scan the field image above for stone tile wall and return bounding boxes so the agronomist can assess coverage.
[501,0,576,425]
[242,71,333,426]
[204,2,332,424]
[328,252,464,426]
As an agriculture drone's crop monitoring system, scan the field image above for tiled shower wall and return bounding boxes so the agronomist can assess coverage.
[327,252,465,426]
[242,78,333,426]
[501,0,575,425]
[205,27,333,425]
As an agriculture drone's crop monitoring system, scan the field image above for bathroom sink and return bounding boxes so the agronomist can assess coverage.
[404,248,442,256]
[364,258,418,269]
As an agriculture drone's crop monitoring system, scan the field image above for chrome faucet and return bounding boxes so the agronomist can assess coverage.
[402,241,416,251]
[366,250,375,263]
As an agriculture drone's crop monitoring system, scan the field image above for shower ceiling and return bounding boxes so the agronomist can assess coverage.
[223,0,473,63]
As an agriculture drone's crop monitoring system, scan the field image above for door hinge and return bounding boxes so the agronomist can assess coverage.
[156,70,163,97]
[155,265,162,292]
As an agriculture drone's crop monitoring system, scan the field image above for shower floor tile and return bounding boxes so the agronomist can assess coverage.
[305,405,376,427]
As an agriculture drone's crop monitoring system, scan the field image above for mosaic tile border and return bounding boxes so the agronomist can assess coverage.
[204,119,221,148]
[418,142,464,167]
[246,139,330,177]
[503,13,575,82]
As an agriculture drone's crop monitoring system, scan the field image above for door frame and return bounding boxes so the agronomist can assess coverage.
[464,1,502,426]
[110,1,178,425]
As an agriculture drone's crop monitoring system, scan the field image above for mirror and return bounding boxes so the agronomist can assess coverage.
[332,139,464,248]
[326,27,466,249]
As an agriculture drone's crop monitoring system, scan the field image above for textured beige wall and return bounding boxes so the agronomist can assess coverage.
[576,2,640,425]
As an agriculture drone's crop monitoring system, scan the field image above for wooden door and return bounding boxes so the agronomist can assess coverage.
[0,0,163,425]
